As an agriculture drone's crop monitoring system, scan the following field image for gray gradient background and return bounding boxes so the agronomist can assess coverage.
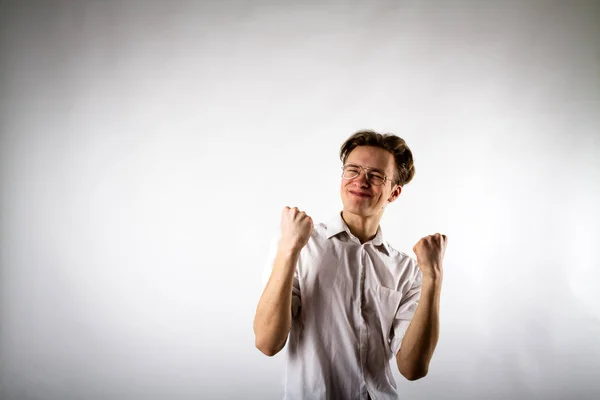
[1,0,599,399]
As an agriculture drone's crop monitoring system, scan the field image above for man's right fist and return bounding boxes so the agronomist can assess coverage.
[279,206,314,253]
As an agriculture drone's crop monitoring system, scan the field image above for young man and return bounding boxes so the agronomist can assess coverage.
[254,130,447,400]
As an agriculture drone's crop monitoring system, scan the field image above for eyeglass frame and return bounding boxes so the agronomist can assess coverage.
[341,163,398,187]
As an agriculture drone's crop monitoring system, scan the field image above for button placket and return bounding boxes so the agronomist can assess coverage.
[359,246,368,356]
[358,246,368,375]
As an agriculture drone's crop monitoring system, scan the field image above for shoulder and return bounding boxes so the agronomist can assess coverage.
[312,221,329,239]
[384,241,421,279]
[385,241,415,264]
[302,221,330,254]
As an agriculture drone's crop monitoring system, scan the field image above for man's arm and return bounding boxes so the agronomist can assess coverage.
[395,275,442,380]
[253,246,300,356]
[253,207,313,357]
[396,233,447,380]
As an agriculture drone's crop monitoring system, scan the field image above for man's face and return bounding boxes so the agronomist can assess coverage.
[340,146,401,218]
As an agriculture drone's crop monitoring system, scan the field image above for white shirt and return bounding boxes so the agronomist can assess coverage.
[262,212,422,400]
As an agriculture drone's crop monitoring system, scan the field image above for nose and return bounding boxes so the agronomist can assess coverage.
[355,169,370,186]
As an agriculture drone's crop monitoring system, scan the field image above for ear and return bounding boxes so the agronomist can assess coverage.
[387,185,402,203]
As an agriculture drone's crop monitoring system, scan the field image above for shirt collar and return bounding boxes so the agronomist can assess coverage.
[326,212,388,251]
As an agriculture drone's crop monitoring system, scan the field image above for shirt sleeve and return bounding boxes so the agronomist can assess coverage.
[261,234,302,318]
[389,268,423,355]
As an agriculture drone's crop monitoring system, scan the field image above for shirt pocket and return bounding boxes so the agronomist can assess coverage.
[373,285,403,351]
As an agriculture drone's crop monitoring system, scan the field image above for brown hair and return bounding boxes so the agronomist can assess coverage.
[339,129,415,186]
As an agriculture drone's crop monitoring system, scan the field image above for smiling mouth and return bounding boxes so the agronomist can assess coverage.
[349,191,371,198]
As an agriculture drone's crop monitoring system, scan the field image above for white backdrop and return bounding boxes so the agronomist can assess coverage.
[1,1,599,399]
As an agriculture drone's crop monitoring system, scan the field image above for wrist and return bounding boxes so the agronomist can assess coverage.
[277,242,302,259]
[421,270,443,284]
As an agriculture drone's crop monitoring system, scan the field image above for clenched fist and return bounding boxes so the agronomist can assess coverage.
[279,206,314,254]
[413,233,447,279]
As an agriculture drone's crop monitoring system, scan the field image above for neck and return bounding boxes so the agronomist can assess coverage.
[341,210,383,244]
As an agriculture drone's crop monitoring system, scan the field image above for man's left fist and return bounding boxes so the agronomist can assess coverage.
[413,233,447,279]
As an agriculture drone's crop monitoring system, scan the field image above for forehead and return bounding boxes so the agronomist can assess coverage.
[345,146,395,173]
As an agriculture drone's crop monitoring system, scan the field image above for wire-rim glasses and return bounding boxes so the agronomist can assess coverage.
[341,163,391,186]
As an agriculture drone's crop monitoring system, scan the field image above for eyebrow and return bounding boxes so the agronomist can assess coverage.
[346,163,386,174]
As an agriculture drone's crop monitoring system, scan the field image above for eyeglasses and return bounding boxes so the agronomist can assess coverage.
[341,164,393,186]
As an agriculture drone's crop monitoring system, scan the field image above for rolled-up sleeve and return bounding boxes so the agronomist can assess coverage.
[389,269,422,354]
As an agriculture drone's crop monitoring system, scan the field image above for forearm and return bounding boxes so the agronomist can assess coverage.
[253,247,299,356]
[396,274,442,380]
